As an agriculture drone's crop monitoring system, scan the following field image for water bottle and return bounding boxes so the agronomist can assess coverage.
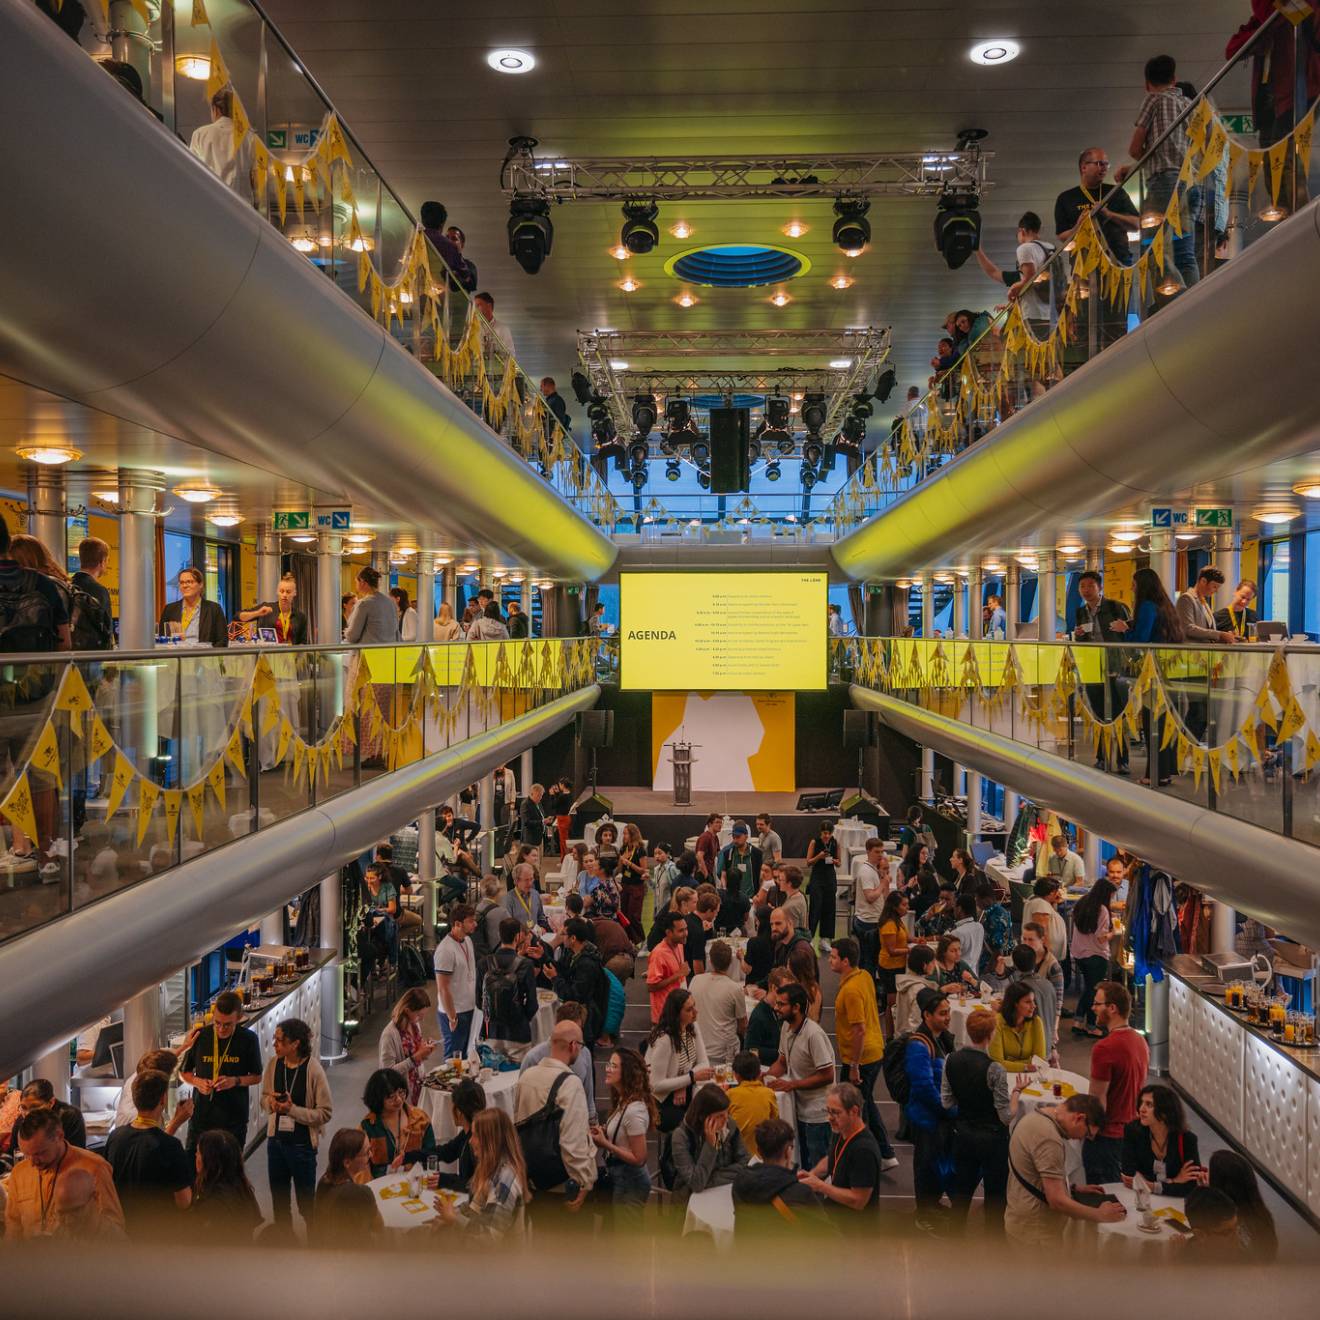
[409,1166,422,1198]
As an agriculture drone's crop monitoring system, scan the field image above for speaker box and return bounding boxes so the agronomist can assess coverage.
[796,788,844,811]
[842,709,877,749]
[709,406,751,493]
[577,709,615,748]
[570,789,614,825]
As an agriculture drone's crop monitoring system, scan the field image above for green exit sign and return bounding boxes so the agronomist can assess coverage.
[1195,507,1232,528]
[273,510,310,530]
[1219,113,1255,134]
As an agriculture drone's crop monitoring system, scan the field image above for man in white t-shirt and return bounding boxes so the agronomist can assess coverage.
[767,981,836,1170]
[187,86,255,201]
[688,940,749,1066]
[974,210,1055,328]
[851,837,890,977]
[435,903,479,1058]
[754,813,783,864]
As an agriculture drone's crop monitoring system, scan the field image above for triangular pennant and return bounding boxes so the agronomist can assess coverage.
[1192,745,1207,790]
[54,665,95,727]
[274,718,294,766]
[163,789,183,847]
[104,751,136,822]
[1267,135,1291,204]
[88,713,115,764]
[260,696,281,737]
[1246,149,1264,201]
[1160,711,1179,750]
[192,0,209,25]
[1208,747,1223,795]
[136,779,161,847]
[1295,106,1315,174]
[1303,729,1320,775]
[230,94,250,150]
[0,772,39,844]
[29,721,63,789]
[1196,120,1228,182]
[206,757,227,813]
[1277,697,1306,743]
[1224,737,1242,780]
[1186,97,1212,155]
[186,783,207,839]
[1239,716,1262,763]
[225,727,248,780]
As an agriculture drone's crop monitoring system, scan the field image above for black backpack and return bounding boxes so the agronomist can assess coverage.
[69,583,113,651]
[483,950,530,1033]
[516,1071,572,1191]
[0,568,59,653]
[398,943,432,989]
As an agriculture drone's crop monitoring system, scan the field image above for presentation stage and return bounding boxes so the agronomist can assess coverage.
[619,571,828,691]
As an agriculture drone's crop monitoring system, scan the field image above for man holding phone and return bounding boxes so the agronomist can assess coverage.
[260,1017,332,1230]
[179,991,262,1156]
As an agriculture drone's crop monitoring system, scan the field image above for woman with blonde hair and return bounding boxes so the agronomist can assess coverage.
[378,987,436,1103]
[434,599,462,642]
[434,1107,529,1240]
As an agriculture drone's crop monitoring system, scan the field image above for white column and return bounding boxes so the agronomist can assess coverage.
[123,985,162,1073]
[479,775,496,872]
[319,870,344,1060]
[1151,531,1177,600]
[953,578,967,638]
[316,531,343,644]
[33,1042,72,1104]
[27,467,66,559]
[1083,829,1102,886]
[418,809,437,948]
[969,569,984,639]
[1038,551,1058,642]
[521,578,532,630]
[1005,565,1020,641]
[1211,900,1237,955]
[260,911,283,945]
[919,747,935,801]
[1086,547,1103,574]
[442,565,458,615]
[520,748,535,803]
[118,478,160,650]
[1003,788,1020,829]
[920,571,934,637]
[416,557,436,643]
[256,523,280,604]
[1219,530,1241,590]
[966,770,983,839]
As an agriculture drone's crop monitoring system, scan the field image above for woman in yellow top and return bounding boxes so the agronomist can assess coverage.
[876,891,910,1036]
[988,981,1047,1073]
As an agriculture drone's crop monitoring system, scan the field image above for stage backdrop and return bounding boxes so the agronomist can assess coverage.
[651,692,795,793]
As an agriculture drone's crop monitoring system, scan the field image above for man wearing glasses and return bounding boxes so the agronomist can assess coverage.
[1055,148,1141,262]
[1005,1092,1127,1246]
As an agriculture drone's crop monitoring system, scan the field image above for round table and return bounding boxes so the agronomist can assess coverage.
[948,996,995,1047]
[542,903,568,934]
[532,991,557,1045]
[683,1183,736,1251]
[418,1067,520,1169]
[1011,1069,1091,1186]
[1095,1181,1189,1248]
[368,1171,468,1230]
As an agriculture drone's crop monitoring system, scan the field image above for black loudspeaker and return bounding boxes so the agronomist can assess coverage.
[570,789,614,824]
[796,788,845,811]
[577,709,615,748]
[709,406,751,493]
[842,709,877,749]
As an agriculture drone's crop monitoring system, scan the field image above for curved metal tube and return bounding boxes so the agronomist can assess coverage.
[0,3,615,581]
[851,685,1320,950]
[832,200,1320,580]
[0,685,598,1078]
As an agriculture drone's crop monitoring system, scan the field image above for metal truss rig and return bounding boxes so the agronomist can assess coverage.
[503,148,993,201]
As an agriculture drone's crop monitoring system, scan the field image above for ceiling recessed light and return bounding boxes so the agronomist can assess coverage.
[618,276,640,292]
[1291,480,1320,500]
[782,221,808,238]
[174,53,212,80]
[830,274,854,290]
[982,561,1004,573]
[610,244,630,260]
[289,533,317,543]
[842,246,865,258]
[669,221,692,239]
[1107,542,1134,554]
[1259,202,1287,223]
[1057,542,1084,557]
[486,48,536,74]
[1111,529,1143,542]
[969,39,1021,66]
[290,233,317,253]
[1253,503,1300,525]
[609,359,629,371]
[172,483,220,503]
[345,531,375,544]
[208,513,244,527]
[829,358,852,369]
[675,291,697,307]
[16,443,81,466]
[770,290,791,306]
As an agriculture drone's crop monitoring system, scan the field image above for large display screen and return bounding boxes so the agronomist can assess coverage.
[619,571,828,691]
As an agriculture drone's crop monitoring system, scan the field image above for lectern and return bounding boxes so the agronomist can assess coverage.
[667,740,696,806]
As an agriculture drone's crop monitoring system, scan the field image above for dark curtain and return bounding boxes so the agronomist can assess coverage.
[846,585,864,635]
[538,586,558,638]
[291,553,318,641]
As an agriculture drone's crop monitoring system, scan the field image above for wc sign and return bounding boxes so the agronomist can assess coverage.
[1150,507,1189,528]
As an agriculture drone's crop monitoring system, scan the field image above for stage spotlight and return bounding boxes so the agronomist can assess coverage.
[696,470,711,490]
[839,414,866,448]
[629,466,648,490]
[802,438,825,467]
[665,397,691,431]
[800,392,827,435]
[690,437,710,466]
[765,460,782,482]
[631,393,657,437]
[507,196,553,273]
[571,370,593,406]
[850,395,874,421]
[748,433,763,464]
[627,440,650,468]
[934,190,982,269]
[832,198,871,254]
[873,365,897,402]
[766,395,791,430]
[801,465,818,490]
[664,460,681,482]
[621,200,660,255]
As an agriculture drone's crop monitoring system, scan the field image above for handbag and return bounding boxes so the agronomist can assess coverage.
[656,1091,686,1134]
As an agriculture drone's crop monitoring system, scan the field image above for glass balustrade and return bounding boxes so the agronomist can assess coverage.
[837,637,1320,849]
[0,638,599,947]
[828,10,1320,536]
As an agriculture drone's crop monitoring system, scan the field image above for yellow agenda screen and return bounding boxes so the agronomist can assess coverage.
[619,571,828,691]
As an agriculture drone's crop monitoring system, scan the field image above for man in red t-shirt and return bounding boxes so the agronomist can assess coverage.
[646,909,690,1023]
[695,813,723,880]
[1085,980,1150,1183]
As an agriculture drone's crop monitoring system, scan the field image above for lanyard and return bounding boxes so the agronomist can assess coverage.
[279,610,291,640]
[1228,606,1247,637]
[180,601,200,634]
[38,1151,66,1233]
[829,1128,861,1182]
[212,1025,237,1084]
[277,1058,303,1103]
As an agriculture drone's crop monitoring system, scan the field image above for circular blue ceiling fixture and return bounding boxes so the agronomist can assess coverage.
[691,393,765,410]
[665,244,810,288]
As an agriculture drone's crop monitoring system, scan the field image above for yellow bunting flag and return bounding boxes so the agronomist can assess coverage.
[1277,697,1306,743]
[89,713,115,765]
[252,656,277,701]
[205,38,226,99]
[225,728,247,780]
[55,665,94,727]
[136,779,161,847]
[163,789,183,847]
[1192,746,1207,790]
[1295,106,1315,173]
[206,757,227,813]
[1254,686,1279,731]
[192,0,209,26]
[260,696,281,738]
[1196,120,1228,182]
[1304,730,1320,775]
[320,743,334,783]
[231,95,250,152]
[1267,136,1291,203]
[1224,737,1242,780]
[1239,716,1262,763]
[186,783,207,839]
[29,721,63,789]
[291,739,307,786]
[1208,747,1223,795]
[240,695,255,741]
[1160,712,1179,750]
[307,743,320,790]
[104,751,136,822]
[0,772,39,844]
[1246,149,1264,201]
[274,718,293,766]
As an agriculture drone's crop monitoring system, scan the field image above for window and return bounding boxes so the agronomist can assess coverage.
[1305,532,1320,639]
[1260,538,1290,626]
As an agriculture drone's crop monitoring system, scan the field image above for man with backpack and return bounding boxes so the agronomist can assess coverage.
[544,918,609,1049]
[0,520,70,654]
[70,537,114,650]
[974,210,1056,335]
[484,917,539,1060]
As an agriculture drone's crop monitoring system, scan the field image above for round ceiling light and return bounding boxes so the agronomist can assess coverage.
[1107,541,1134,554]
[609,359,629,371]
[782,221,808,238]
[208,512,244,527]
[829,358,852,370]
[830,274,854,290]
[172,483,220,503]
[969,39,1021,66]
[1253,503,1300,525]
[1111,528,1143,542]
[769,290,791,307]
[618,276,640,292]
[610,245,629,260]
[1057,542,1084,557]
[174,54,212,80]
[1291,480,1320,500]
[289,533,317,543]
[16,443,82,465]
[486,49,536,74]
[669,221,692,239]
[345,530,375,544]
[675,290,698,307]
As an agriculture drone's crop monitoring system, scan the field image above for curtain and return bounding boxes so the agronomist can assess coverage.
[847,584,864,635]
[291,552,317,641]
[538,585,558,638]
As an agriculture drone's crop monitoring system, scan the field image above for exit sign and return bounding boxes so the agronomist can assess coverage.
[1195,507,1232,528]
[273,510,310,530]
[1219,112,1255,134]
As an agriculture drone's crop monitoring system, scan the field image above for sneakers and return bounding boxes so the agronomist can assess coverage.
[881,1155,900,1171]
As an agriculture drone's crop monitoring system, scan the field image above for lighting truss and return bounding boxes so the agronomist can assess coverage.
[578,328,887,358]
[503,146,993,201]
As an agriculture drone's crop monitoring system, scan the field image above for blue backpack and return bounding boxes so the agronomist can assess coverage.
[603,968,627,1037]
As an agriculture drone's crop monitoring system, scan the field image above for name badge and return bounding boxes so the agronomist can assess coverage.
[278,1115,296,1133]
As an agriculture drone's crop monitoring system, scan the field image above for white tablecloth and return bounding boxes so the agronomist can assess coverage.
[832,820,870,857]
[683,1183,736,1251]
[368,1172,468,1230]
[532,992,557,1045]
[949,996,994,1047]
[418,1067,520,1169]
[542,903,568,934]
[1013,1068,1091,1185]
[1096,1181,1189,1245]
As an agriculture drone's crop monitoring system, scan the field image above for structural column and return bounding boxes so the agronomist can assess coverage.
[478,776,496,871]
[118,477,161,650]
[920,571,934,638]
[1083,829,1102,885]
[123,985,162,1072]
[1005,565,1020,642]
[442,565,458,618]
[316,531,343,644]
[520,577,533,635]
[1037,551,1057,642]
[418,808,437,949]
[1211,900,1238,955]
[953,577,967,638]
[27,467,66,558]
[969,569,984,639]
[1150,531,1177,600]
[1218,529,1241,588]
[1003,787,1020,829]
[33,1042,71,1104]
[966,770,983,840]
[319,869,344,1061]
[416,557,436,643]
[255,523,281,605]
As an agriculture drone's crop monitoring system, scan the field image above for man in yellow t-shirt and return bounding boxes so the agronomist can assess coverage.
[829,938,899,1167]
[726,1051,780,1156]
